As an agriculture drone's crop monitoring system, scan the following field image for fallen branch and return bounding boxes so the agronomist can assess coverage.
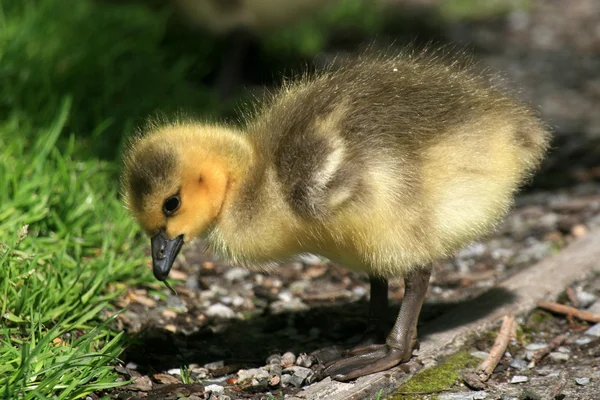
[532,333,567,365]
[477,314,515,381]
[538,301,600,323]
[549,370,569,399]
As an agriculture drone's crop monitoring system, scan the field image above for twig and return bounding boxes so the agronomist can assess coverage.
[538,301,600,323]
[549,370,569,399]
[565,287,579,307]
[532,333,567,364]
[477,314,515,381]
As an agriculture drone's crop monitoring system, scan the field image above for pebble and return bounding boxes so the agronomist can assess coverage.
[556,346,570,353]
[224,267,250,282]
[205,303,236,319]
[295,353,314,368]
[204,360,225,371]
[509,358,529,370]
[525,343,548,351]
[237,368,269,385]
[284,366,313,387]
[549,352,570,362]
[438,392,488,400]
[576,291,598,307]
[205,384,224,393]
[270,298,309,314]
[584,323,600,337]
[352,285,367,298]
[190,367,209,379]
[281,352,296,367]
[575,377,591,386]
[510,375,529,384]
[574,336,594,345]
[470,351,489,360]
[125,362,138,370]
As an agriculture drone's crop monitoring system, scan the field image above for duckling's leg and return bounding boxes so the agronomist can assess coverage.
[354,275,389,347]
[322,266,431,381]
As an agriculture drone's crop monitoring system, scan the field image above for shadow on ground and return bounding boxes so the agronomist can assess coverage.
[121,287,515,375]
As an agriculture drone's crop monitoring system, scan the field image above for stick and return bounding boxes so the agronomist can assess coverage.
[532,333,567,364]
[538,301,600,323]
[549,370,568,399]
[565,287,579,307]
[477,314,515,381]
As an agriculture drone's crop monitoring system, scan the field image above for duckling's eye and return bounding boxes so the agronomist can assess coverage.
[163,195,181,216]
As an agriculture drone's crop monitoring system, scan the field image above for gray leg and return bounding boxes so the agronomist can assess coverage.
[346,275,389,352]
[323,266,432,381]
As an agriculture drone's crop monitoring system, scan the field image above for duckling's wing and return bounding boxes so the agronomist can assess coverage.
[253,83,364,219]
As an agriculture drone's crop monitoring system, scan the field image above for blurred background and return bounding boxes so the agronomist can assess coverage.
[3,0,599,187]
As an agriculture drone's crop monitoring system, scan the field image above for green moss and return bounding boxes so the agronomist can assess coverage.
[528,310,553,325]
[390,351,479,399]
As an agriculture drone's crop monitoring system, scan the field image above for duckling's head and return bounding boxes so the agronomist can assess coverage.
[121,122,252,280]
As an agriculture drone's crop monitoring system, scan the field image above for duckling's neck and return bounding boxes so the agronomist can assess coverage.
[208,135,306,267]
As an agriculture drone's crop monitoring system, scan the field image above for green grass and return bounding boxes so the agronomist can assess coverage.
[0,98,156,399]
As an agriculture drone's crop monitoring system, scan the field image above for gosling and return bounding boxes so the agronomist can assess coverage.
[121,50,550,381]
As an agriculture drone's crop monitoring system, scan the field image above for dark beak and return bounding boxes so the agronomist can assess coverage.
[150,229,184,281]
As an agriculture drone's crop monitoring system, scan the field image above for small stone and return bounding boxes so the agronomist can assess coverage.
[509,358,529,370]
[164,324,177,333]
[167,368,181,375]
[574,336,594,345]
[576,291,597,307]
[231,296,246,308]
[549,352,570,362]
[162,309,178,319]
[510,375,528,384]
[270,298,309,314]
[237,368,269,385]
[277,291,293,302]
[571,224,588,238]
[284,366,313,387]
[153,373,180,384]
[205,303,236,319]
[556,346,570,354]
[584,323,600,337]
[281,374,293,386]
[295,353,314,368]
[224,267,250,281]
[204,360,225,371]
[525,343,548,351]
[205,384,224,393]
[126,376,153,391]
[575,377,590,386]
[125,362,138,370]
[281,352,296,367]
[438,392,488,400]
[470,351,489,360]
[190,367,209,379]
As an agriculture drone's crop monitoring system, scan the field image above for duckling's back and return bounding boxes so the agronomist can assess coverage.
[247,51,550,272]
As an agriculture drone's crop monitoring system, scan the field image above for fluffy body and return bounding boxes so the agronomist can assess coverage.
[122,50,550,278]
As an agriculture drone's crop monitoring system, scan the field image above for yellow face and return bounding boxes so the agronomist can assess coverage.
[132,155,230,242]
[123,143,231,280]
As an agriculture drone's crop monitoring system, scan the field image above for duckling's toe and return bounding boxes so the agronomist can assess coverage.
[322,345,411,381]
